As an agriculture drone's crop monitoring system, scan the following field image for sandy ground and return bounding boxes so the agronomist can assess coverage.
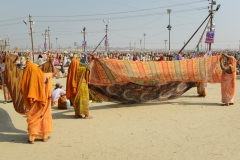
[0,77,240,160]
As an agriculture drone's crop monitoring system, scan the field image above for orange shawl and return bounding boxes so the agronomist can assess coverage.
[21,61,46,108]
[66,59,79,99]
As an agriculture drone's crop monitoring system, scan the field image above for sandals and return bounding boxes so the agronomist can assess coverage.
[28,140,34,144]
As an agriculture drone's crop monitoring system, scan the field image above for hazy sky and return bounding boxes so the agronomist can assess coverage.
[0,0,239,51]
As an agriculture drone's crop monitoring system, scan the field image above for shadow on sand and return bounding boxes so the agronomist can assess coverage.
[0,108,28,144]
[88,101,221,111]
[51,106,77,120]
[50,96,222,119]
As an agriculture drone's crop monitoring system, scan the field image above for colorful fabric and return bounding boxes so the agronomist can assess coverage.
[89,82,196,103]
[89,56,222,86]
[221,56,236,104]
[89,90,104,102]
[73,67,90,116]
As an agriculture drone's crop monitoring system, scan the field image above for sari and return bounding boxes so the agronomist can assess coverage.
[21,61,53,142]
[73,67,90,116]
[221,56,236,104]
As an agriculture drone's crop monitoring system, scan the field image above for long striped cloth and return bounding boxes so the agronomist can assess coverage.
[89,56,222,86]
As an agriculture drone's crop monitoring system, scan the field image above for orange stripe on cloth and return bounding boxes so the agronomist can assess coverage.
[135,61,147,79]
[161,61,171,81]
[193,58,202,81]
[88,56,222,85]
[204,56,213,82]
[98,59,119,83]
[186,59,196,81]
[179,60,189,80]
[128,61,141,79]
[167,61,177,80]
[211,56,222,83]
[115,60,130,80]
[154,61,166,81]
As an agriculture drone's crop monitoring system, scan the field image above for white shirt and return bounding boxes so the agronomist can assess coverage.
[52,88,66,102]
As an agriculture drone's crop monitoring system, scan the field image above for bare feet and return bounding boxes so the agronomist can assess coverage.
[222,103,229,106]
[43,137,51,142]
[84,115,93,119]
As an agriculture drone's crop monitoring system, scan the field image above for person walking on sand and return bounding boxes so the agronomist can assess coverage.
[21,59,55,144]
[66,57,93,119]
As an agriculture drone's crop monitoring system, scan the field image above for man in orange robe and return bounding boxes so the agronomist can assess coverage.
[221,55,236,106]
[21,60,53,144]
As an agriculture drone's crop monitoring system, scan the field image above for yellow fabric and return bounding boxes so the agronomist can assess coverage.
[73,66,90,116]
[197,82,207,96]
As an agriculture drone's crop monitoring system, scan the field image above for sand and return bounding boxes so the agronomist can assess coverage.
[0,77,240,160]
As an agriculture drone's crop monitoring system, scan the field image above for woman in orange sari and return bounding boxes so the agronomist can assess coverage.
[21,60,54,144]
[220,54,236,106]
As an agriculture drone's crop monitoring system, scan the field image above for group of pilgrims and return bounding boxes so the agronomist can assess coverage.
[0,49,238,144]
